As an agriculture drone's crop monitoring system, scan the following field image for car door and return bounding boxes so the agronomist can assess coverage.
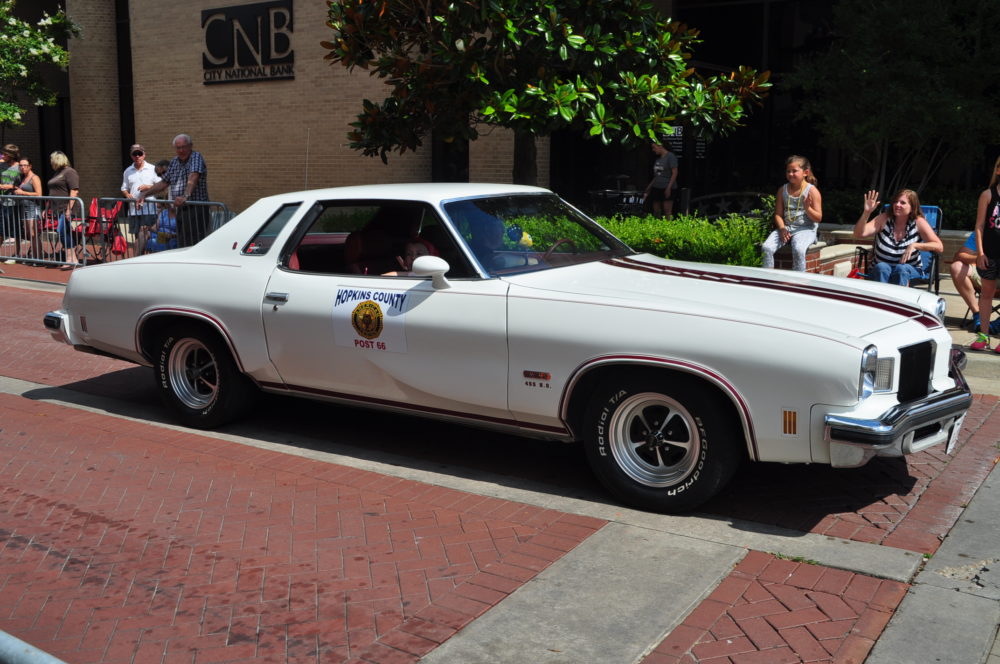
[260,200,512,422]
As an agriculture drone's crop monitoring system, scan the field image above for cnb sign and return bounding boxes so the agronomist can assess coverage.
[202,0,294,85]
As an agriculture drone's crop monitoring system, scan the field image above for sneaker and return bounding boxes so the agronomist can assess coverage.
[968,312,981,331]
[970,332,992,351]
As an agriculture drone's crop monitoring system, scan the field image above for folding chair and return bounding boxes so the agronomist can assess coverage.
[908,205,942,293]
[849,245,870,279]
[82,198,123,263]
[854,205,942,292]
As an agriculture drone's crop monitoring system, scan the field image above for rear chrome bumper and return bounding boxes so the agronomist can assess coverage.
[44,310,74,345]
[824,349,972,467]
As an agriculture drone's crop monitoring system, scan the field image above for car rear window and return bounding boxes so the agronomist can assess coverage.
[242,203,301,255]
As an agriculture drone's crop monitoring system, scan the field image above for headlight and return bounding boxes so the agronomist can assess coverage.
[860,345,894,399]
[934,297,947,322]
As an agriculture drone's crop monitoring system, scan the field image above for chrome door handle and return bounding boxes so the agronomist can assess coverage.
[264,291,289,304]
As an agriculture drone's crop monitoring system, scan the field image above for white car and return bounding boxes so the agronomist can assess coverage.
[44,183,972,512]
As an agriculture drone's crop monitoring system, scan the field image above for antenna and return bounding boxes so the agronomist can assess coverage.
[304,127,310,189]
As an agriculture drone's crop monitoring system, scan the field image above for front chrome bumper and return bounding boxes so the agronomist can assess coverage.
[824,349,972,467]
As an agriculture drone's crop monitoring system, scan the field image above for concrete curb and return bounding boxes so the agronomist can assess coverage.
[0,631,67,664]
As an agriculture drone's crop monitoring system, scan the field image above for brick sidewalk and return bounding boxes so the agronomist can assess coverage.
[0,394,604,663]
[0,260,73,284]
[643,552,908,664]
[643,394,1000,664]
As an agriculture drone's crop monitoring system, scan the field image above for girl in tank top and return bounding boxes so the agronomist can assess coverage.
[13,157,42,260]
[970,157,1000,351]
[761,155,823,272]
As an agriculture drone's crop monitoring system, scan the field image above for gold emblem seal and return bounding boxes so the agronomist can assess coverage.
[351,300,383,339]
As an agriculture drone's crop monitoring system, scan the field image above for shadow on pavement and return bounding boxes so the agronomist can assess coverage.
[26,367,921,538]
[702,456,917,536]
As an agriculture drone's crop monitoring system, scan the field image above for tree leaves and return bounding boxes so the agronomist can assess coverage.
[324,0,771,179]
[0,0,77,125]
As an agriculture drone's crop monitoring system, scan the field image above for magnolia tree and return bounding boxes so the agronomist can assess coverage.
[0,0,76,126]
[323,0,770,184]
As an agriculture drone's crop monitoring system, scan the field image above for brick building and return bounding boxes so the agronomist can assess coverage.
[13,0,578,214]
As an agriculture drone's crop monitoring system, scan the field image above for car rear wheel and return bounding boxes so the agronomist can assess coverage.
[583,376,742,513]
[154,323,255,428]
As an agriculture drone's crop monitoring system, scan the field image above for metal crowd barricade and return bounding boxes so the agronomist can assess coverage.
[97,197,233,261]
[98,197,233,261]
[0,194,86,268]
[0,194,231,268]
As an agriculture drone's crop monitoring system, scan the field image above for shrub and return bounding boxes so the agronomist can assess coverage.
[921,189,978,230]
[821,189,859,226]
[598,213,769,267]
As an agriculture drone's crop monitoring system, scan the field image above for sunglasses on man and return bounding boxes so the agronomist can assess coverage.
[131,150,144,157]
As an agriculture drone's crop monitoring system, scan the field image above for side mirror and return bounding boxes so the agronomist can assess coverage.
[412,255,451,289]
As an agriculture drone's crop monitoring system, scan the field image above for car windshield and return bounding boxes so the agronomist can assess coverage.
[443,193,631,276]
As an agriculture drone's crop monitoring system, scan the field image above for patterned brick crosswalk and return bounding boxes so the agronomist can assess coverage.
[643,551,908,664]
[0,394,604,663]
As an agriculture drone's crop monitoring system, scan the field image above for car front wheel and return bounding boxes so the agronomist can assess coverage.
[583,376,742,513]
[154,323,255,428]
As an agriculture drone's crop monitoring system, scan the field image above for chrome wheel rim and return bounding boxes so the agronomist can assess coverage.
[168,338,219,410]
[608,392,701,487]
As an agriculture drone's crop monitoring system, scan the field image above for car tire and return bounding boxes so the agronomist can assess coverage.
[154,323,256,429]
[583,376,742,513]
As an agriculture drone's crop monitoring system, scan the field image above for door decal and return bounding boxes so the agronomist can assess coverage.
[333,287,408,352]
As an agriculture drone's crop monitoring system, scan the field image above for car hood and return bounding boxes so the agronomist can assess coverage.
[502,254,943,342]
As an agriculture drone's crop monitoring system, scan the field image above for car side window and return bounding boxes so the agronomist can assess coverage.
[242,203,301,255]
[285,200,476,277]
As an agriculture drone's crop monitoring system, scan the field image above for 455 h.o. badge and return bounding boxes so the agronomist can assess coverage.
[351,300,383,340]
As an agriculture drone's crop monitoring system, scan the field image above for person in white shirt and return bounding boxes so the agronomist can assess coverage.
[120,143,160,253]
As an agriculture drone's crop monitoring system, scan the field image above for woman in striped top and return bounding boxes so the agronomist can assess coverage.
[853,189,942,285]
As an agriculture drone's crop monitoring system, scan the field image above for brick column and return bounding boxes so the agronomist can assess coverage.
[773,242,824,272]
[66,0,122,205]
[469,130,550,187]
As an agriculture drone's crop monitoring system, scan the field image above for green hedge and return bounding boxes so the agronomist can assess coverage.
[598,213,769,267]
[921,189,979,230]
[593,189,978,272]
